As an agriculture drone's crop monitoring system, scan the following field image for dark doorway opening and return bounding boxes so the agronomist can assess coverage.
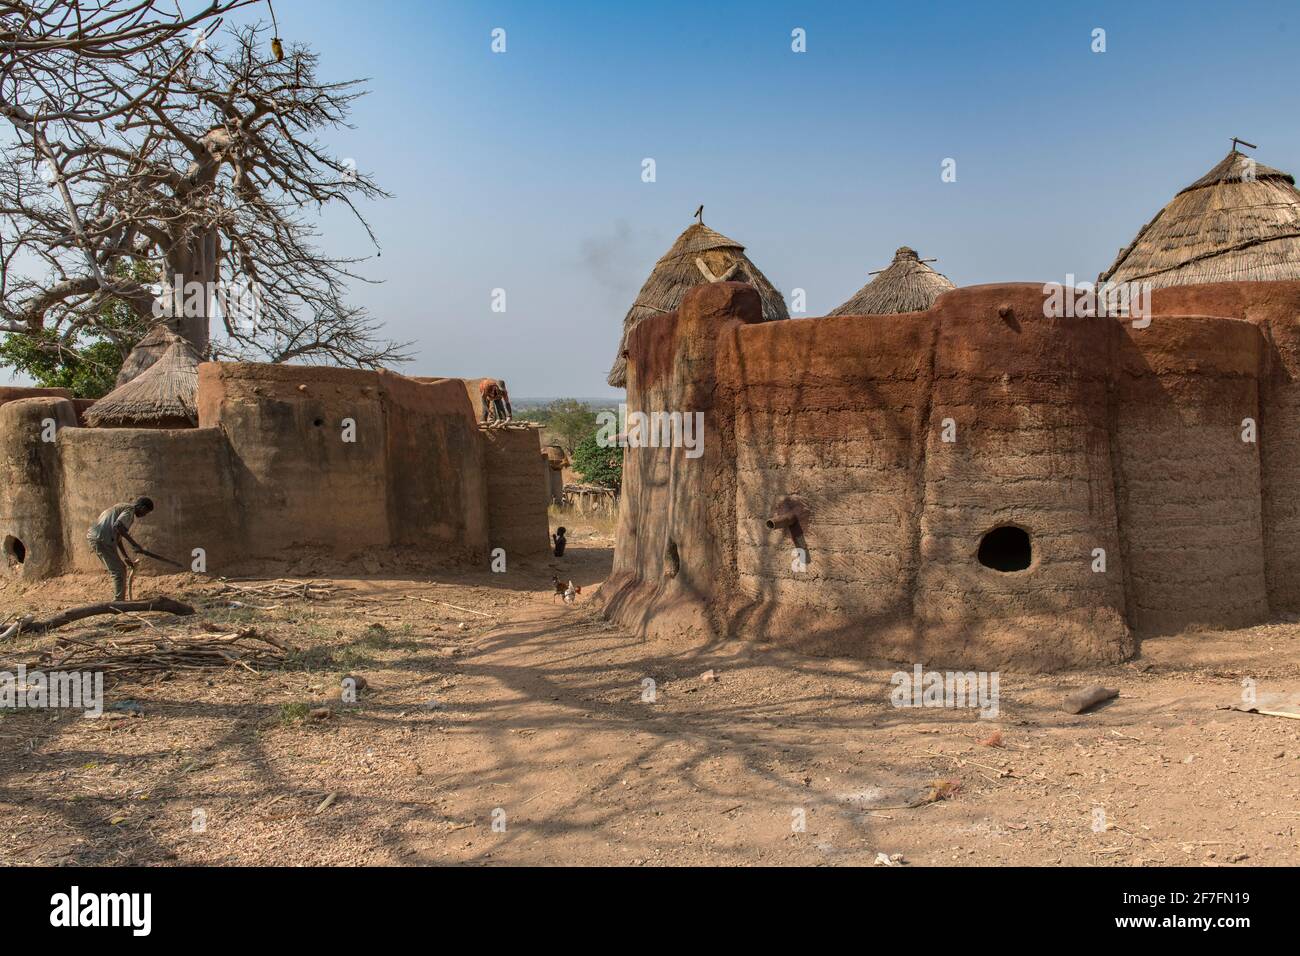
[3,535,26,566]
[977,526,1031,572]
[664,537,680,579]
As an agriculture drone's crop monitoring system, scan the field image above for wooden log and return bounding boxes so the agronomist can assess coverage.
[1062,684,1119,714]
[0,597,195,640]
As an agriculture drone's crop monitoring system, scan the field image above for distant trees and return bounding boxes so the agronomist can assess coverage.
[538,399,598,455]
[572,430,622,492]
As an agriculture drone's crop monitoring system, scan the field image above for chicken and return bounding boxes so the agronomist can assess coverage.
[553,576,581,604]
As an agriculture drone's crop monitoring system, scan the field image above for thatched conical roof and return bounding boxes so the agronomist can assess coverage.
[1099,149,1300,288]
[829,246,954,316]
[114,323,186,387]
[607,221,788,388]
[85,335,201,428]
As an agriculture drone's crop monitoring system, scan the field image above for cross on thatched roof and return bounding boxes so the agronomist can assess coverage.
[607,220,788,388]
[1099,148,1300,288]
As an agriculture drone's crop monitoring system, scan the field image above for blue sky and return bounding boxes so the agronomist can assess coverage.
[9,0,1300,396]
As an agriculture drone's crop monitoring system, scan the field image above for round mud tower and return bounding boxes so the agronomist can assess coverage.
[0,397,77,579]
[914,286,1130,669]
[725,310,933,654]
[1114,315,1268,632]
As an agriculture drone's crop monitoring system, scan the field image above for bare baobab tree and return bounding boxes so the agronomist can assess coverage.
[0,0,409,380]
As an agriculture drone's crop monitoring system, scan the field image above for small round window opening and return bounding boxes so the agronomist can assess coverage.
[977,526,1031,572]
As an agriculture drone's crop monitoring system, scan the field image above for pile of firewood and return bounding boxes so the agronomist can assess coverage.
[216,579,345,603]
[38,627,290,679]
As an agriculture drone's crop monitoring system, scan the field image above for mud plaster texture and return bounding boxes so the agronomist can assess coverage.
[601,280,1300,671]
[0,365,548,581]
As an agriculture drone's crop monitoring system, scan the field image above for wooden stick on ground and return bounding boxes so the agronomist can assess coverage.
[409,598,493,619]
[0,597,195,640]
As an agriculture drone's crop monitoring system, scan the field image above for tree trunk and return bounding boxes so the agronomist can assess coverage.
[113,230,220,387]
[165,228,219,356]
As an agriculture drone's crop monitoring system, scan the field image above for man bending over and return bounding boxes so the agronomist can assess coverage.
[86,497,154,601]
[478,378,513,423]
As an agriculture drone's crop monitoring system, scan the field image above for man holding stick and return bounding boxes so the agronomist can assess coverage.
[85,497,154,601]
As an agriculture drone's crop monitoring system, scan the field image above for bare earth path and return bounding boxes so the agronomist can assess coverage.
[1,527,1298,866]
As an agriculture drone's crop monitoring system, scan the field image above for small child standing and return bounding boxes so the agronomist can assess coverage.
[551,526,567,558]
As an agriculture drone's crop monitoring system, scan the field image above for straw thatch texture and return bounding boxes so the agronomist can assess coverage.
[85,335,201,428]
[1099,150,1300,288]
[114,323,185,387]
[607,222,788,388]
[828,246,955,316]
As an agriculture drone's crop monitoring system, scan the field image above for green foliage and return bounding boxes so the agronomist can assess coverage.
[0,330,128,398]
[0,260,155,398]
[538,398,600,454]
[572,428,623,491]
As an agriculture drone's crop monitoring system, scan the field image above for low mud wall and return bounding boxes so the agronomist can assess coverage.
[482,426,550,558]
[0,364,547,582]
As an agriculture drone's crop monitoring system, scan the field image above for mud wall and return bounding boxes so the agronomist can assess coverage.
[412,377,489,421]
[0,397,77,579]
[1113,316,1267,632]
[1148,282,1300,613]
[58,426,239,574]
[381,372,489,558]
[0,364,547,581]
[914,285,1129,667]
[198,363,392,559]
[603,280,1289,670]
[0,386,73,404]
[720,309,931,657]
[195,363,495,568]
[482,426,550,558]
[606,286,758,640]
[545,464,564,505]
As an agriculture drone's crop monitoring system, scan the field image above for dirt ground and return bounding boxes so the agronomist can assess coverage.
[1,516,1298,867]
